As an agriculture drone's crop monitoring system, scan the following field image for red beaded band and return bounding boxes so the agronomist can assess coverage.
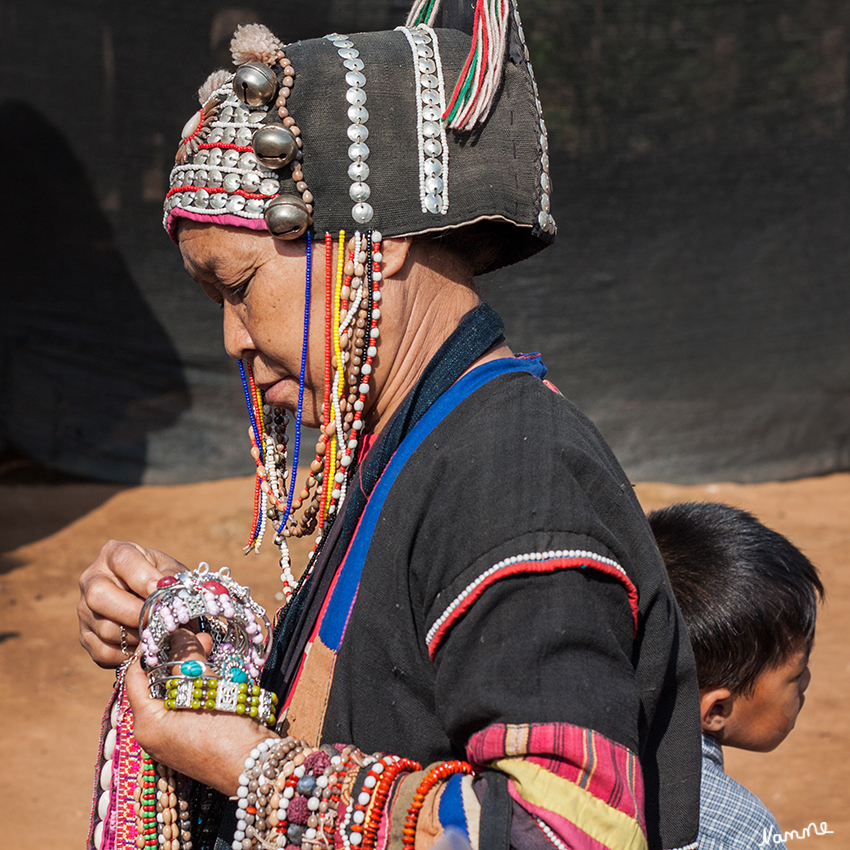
[165,185,272,201]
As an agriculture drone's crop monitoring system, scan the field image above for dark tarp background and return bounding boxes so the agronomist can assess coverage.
[1,1,848,485]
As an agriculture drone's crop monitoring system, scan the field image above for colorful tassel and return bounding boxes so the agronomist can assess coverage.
[407,0,513,132]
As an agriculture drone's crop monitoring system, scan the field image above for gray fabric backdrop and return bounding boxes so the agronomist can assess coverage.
[1,1,848,484]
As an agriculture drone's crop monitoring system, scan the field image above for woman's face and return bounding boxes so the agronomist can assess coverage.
[178,221,329,427]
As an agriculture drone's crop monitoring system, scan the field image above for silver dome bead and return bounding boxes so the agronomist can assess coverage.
[252,124,298,170]
[349,182,371,202]
[348,161,370,181]
[259,178,281,196]
[223,173,242,192]
[352,202,373,224]
[233,63,278,107]
[265,194,311,239]
[241,172,262,192]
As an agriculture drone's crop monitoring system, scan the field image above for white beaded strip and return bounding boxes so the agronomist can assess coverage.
[425,548,628,646]
[511,7,556,235]
[326,34,374,225]
[338,285,364,335]
[396,25,450,215]
[234,738,279,850]
[534,816,571,850]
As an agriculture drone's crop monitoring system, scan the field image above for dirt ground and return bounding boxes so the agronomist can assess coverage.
[0,470,846,849]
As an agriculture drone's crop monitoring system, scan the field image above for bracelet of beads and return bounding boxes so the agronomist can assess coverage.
[231,740,470,850]
[134,754,158,849]
[158,674,278,727]
[134,754,192,850]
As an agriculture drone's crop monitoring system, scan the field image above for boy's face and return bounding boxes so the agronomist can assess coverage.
[708,646,811,752]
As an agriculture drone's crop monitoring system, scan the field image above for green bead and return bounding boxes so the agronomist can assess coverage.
[236,705,246,715]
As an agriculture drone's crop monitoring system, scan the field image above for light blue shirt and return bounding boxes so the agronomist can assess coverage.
[699,733,787,850]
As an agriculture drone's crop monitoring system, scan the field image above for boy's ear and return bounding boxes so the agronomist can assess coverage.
[699,687,735,734]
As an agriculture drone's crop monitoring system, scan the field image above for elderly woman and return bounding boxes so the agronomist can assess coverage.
[78,6,699,850]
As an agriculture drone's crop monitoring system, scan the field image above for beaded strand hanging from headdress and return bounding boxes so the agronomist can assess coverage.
[240,229,383,603]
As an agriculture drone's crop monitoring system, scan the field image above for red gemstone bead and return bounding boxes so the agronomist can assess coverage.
[203,579,228,595]
[156,576,178,588]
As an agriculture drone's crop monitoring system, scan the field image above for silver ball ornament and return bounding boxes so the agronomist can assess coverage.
[252,125,298,170]
[232,63,278,107]
[264,195,311,240]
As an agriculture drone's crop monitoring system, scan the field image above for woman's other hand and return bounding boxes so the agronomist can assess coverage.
[78,539,185,667]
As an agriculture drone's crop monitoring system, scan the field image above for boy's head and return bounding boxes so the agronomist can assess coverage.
[649,501,824,752]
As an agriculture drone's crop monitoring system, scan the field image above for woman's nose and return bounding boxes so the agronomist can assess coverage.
[222,303,254,360]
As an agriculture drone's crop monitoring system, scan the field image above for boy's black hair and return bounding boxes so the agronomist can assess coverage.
[648,501,824,695]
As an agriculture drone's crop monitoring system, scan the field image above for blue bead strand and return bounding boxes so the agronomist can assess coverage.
[279,232,312,532]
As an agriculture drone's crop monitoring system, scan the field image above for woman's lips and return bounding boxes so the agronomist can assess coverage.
[258,376,295,406]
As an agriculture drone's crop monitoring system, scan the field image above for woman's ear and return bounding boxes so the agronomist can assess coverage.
[700,687,735,734]
[379,236,413,278]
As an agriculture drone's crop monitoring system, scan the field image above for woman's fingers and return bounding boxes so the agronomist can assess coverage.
[125,658,275,796]
[78,540,186,668]
[167,627,214,663]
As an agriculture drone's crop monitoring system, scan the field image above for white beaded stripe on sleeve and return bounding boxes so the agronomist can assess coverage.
[425,548,628,648]
[534,816,569,850]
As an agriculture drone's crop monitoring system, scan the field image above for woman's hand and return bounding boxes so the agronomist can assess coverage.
[78,540,185,667]
[124,630,277,796]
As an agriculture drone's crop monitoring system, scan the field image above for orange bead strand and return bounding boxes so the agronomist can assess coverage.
[401,761,475,849]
